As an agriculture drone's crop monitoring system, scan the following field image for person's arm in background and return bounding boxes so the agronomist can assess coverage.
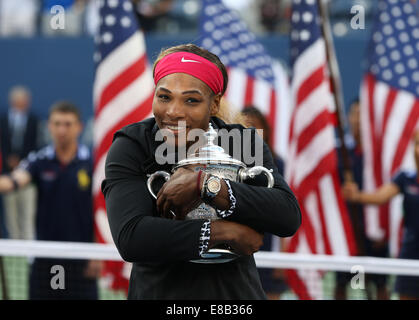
[342,180,400,205]
[0,168,32,193]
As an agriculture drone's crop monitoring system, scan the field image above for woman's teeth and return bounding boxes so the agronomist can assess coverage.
[167,126,186,130]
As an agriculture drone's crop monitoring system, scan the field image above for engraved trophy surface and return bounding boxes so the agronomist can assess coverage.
[147,124,274,263]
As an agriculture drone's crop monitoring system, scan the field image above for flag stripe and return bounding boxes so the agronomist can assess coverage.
[93,0,155,292]
[93,31,146,105]
[95,55,147,117]
[296,110,334,154]
[94,69,154,147]
[314,188,333,255]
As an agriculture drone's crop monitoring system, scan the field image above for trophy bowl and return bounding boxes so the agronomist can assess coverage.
[147,124,274,263]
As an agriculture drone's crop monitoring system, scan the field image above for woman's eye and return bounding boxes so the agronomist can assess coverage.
[158,95,169,101]
[186,98,200,103]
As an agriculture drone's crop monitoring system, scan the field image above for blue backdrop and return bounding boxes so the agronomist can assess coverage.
[0,32,369,124]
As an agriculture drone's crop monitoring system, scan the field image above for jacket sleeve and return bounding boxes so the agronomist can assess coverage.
[101,135,205,263]
[224,134,301,237]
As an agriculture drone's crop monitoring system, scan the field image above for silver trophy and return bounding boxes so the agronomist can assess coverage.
[147,124,274,263]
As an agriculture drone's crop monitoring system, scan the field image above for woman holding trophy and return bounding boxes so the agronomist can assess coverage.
[101,44,301,299]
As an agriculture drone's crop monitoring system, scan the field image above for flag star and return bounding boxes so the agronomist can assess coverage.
[383,24,393,35]
[403,45,413,56]
[399,32,409,43]
[202,38,213,48]
[403,3,413,14]
[391,6,401,17]
[386,37,396,48]
[382,69,393,80]
[371,64,379,74]
[105,14,116,26]
[380,12,390,23]
[390,50,401,61]
[102,32,113,43]
[395,20,405,30]
[373,31,383,43]
[407,58,417,69]
[413,72,419,82]
[205,4,217,16]
[395,63,404,74]
[108,0,118,8]
[93,52,101,62]
[379,56,389,67]
[220,55,229,64]
[302,11,313,23]
[292,12,300,23]
[376,44,385,55]
[121,16,131,28]
[407,16,417,27]
[399,76,409,87]
[300,30,311,41]
[123,0,132,11]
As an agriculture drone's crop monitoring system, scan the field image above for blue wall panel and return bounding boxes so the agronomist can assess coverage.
[0,33,369,125]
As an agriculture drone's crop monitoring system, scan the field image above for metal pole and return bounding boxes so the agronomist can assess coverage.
[317,0,366,255]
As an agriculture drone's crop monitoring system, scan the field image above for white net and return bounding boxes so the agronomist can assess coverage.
[0,239,419,300]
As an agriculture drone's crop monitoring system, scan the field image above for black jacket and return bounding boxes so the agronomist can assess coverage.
[102,117,301,299]
[0,112,39,173]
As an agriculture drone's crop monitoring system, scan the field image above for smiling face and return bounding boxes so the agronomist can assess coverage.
[152,73,221,147]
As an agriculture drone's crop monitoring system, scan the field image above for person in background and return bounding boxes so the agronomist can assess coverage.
[40,0,85,36]
[132,0,174,32]
[0,101,102,299]
[241,105,288,299]
[343,129,419,300]
[336,99,389,300]
[0,0,38,37]
[0,86,39,240]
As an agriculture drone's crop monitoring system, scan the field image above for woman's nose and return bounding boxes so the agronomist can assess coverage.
[166,100,185,120]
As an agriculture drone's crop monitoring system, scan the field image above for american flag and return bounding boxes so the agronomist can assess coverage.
[360,0,419,257]
[285,0,357,299]
[92,0,154,292]
[199,0,291,159]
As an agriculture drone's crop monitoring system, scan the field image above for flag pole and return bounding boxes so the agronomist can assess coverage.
[317,0,365,255]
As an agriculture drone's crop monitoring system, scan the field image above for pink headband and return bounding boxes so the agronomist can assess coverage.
[153,52,224,95]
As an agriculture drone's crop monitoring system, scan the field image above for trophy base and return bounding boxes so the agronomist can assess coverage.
[190,248,238,264]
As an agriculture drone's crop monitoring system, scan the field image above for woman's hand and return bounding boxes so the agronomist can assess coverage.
[156,167,202,219]
[209,220,264,256]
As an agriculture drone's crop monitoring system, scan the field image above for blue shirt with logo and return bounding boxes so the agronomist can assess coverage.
[20,144,94,243]
[392,170,419,259]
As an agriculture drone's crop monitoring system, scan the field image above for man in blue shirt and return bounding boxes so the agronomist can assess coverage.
[0,101,102,299]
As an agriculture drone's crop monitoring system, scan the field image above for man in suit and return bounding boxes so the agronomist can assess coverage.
[0,85,39,239]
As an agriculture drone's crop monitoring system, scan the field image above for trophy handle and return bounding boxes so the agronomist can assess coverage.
[146,171,171,199]
[146,171,176,217]
[239,166,274,188]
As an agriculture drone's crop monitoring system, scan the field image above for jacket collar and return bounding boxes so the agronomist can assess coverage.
[141,117,225,174]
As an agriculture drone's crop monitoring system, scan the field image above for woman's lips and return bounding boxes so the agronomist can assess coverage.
[163,123,188,135]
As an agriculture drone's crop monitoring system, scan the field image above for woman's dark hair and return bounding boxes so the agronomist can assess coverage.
[49,101,81,121]
[152,43,229,96]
